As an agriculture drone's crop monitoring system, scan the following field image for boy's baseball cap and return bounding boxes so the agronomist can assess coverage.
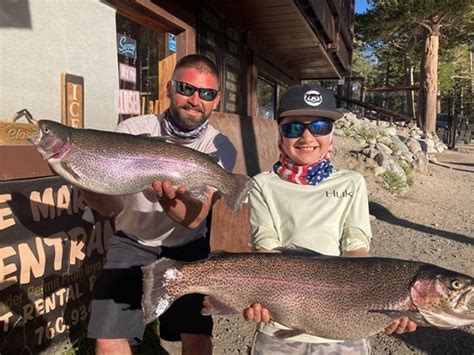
[277,84,343,121]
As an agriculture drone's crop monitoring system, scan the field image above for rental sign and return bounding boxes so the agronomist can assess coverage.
[0,177,114,353]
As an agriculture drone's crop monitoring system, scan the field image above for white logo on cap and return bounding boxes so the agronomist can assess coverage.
[304,90,322,107]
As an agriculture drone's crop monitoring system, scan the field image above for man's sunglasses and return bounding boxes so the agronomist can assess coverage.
[280,119,333,138]
[171,80,219,101]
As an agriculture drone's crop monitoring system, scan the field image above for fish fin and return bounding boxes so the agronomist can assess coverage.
[415,308,469,328]
[201,295,239,316]
[208,154,220,164]
[221,173,254,213]
[142,258,182,324]
[274,244,325,257]
[60,161,81,181]
[188,186,210,202]
[273,328,306,339]
[368,310,429,326]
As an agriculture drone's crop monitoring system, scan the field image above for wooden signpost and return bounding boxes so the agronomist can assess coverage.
[61,73,84,128]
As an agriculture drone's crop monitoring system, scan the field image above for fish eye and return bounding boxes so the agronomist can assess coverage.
[451,279,463,289]
[43,127,50,134]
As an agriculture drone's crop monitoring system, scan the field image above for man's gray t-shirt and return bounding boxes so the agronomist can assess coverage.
[114,114,237,247]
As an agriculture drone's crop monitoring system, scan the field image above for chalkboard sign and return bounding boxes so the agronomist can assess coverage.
[0,177,114,353]
[223,22,242,114]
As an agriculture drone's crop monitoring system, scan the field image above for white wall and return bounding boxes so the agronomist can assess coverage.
[0,0,119,131]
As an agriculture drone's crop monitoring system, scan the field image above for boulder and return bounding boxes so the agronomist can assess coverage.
[414,152,429,174]
[390,135,410,153]
[406,138,422,154]
[376,143,393,155]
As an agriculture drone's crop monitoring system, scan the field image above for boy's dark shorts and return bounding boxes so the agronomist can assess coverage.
[87,232,212,345]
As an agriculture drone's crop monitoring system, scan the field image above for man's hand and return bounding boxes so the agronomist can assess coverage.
[243,303,271,323]
[152,180,188,202]
[384,317,417,334]
[151,180,213,229]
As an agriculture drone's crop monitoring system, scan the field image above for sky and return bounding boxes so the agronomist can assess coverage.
[355,0,370,14]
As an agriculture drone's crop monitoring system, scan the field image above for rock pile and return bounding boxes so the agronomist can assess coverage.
[334,112,447,192]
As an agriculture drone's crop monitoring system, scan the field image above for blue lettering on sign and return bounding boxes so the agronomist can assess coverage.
[117,33,137,59]
[168,33,176,52]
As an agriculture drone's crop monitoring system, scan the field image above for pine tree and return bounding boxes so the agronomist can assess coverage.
[356,0,474,132]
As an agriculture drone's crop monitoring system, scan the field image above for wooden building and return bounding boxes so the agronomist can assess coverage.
[106,0,355,251]
[0,1,353,352]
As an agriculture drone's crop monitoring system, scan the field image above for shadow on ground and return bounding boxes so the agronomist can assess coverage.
[369,202,473,246]
[394,326,474,355]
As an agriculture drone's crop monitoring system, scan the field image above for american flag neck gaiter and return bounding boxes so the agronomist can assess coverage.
[273,136,335,185]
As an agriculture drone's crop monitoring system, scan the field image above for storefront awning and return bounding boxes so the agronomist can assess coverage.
[213,0,354,80]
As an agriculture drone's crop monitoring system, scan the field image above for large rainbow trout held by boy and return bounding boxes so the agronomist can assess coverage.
[28,120,253,213]
[142,251,474,340]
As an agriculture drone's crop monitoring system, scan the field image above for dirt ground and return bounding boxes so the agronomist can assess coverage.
[160,136,474,355]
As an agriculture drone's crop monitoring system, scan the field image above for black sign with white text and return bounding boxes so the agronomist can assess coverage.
[0,176,114,353]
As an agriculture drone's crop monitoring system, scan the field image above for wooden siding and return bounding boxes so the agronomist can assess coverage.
[208,112,279,252]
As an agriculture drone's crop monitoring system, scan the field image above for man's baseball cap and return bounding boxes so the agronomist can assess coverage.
[277,84,343,121]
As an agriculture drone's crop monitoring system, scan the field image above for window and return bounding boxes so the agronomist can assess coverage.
[116,14,160,121]
[257,76,276,119]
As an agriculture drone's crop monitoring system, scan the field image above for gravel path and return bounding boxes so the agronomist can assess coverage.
[160,137,474,355]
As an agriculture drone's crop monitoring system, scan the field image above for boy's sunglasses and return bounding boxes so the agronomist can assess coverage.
[171,80,219,101]
[280,119,333,138]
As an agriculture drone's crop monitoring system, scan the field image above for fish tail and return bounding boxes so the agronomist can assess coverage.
[142,258,183,324]
[221,173,254,213]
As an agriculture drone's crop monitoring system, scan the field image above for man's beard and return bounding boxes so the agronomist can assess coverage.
[169,104,209,131]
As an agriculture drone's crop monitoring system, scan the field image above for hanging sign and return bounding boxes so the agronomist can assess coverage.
[117,33,137,59]
[0,123,37,145]
[118,90,140,115]
[168,33,176,52]
[119,63,137,84]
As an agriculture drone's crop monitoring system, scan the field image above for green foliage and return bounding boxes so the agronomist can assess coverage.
[400,163,415,187]
[381,170,406,194]
[356,0,474,130]
[438,43,472,95]
[357,128,378,141]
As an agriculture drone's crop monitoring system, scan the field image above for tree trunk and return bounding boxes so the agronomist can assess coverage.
[404,54,416,121]
[419,28,440,133]
[382,62,390,108]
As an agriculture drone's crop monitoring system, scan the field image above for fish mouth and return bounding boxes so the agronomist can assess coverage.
[28,127,71,160]
[27,127,42,146]
[456,288,474,315]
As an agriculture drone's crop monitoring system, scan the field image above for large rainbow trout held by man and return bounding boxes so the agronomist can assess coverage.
[142,252,474,340]
[28,120,253,213]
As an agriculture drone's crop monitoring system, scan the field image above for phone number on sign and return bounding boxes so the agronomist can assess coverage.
[34,304,88,346]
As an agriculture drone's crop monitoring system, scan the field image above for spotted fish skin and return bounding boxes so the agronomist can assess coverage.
[28,120,253,213]
[142,252,474,341]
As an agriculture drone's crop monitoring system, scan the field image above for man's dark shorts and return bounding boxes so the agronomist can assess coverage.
[87,232,213,345]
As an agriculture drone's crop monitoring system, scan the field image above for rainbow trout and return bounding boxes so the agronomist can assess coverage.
[142,252,474,340]
[28,120,253,212]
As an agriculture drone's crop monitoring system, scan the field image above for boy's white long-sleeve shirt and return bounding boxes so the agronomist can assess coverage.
[250,169,373,343]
